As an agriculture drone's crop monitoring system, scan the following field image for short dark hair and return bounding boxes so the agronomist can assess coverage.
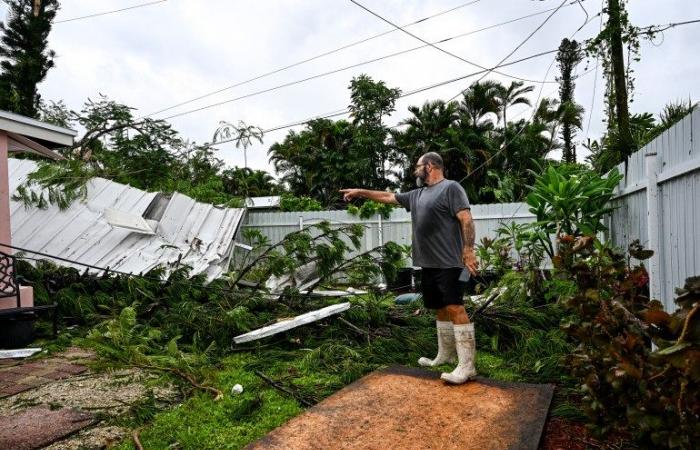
[421,152,444,170]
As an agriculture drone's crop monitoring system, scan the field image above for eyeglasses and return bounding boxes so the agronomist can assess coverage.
[415,163,427,169]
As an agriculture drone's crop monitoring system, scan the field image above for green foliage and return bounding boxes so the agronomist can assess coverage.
[556,38,584,163]
[586,103,695,174]
[557,239,700,447]
[346,199,394,219]
[278,193,323,212]
[270,75,401,207]
[390,80,555,203]
[232,221,407,292]
[526,164,622,256]
[221,166,278,198]
[0,0,59,117]
[12,159,95,210]
[13,96,276,209]
[475,235,513,276]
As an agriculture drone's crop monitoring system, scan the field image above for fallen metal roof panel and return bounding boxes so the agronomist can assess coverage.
[8,158,246,282]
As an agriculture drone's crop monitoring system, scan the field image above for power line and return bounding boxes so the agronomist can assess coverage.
[159,29,565,123]
[148,2,572,119]
[585,0,605,141]
[639,18,700,34]
[454,2,597,191]
[145,0,483,117]
[206,48,561,145]
[349,0,563,86]
[55,0,168,24]
[448,0,572,103]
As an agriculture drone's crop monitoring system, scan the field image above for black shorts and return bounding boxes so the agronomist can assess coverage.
[420,267,465,309]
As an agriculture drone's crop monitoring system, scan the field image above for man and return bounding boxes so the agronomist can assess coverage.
[340,152,478,384]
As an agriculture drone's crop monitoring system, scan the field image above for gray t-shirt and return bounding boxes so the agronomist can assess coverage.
[395,179,471,269]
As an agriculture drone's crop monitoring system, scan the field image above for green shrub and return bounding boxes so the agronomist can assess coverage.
[559,239,700,448]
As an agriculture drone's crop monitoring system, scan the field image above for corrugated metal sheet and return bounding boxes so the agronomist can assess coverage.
[239,202,536,266]
[8,158,245,282]
[245,196,281,209]
[609,108,700,310]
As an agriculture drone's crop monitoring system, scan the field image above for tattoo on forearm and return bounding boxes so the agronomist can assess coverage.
[462,219,475,248]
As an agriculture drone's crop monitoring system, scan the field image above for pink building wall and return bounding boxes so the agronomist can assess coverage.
[0,130,34,309]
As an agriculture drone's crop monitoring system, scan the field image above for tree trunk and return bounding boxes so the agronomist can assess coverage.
[608,0,635,158]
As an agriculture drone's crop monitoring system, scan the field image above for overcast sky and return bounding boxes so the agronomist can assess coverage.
[4,0,700,174]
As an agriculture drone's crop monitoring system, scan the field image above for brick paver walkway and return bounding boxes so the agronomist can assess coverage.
[0,347,91,398]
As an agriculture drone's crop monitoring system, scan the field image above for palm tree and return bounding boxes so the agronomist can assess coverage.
[391,100,459,188]
[534,97,561,148]
[494,81,535,128]
[458,80,501,129]
[213,120,264,168]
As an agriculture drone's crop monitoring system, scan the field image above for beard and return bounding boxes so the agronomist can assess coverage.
[416,176,424,187]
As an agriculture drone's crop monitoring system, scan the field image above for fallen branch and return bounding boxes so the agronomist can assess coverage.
[133,427,144,450]
[337,316,368,335]
[137,363,223,400]
[254,370,314,407]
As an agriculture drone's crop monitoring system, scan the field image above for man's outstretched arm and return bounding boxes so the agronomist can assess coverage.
[339,189,399,205]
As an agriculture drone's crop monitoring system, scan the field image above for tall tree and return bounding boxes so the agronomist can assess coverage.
[0,0,59,117]
[268,118,357,207]
[494,81,534,129]
[586,0,637,164]
[458,80,500,129]
[606,0,635,158]
[555,38,584,163]
[391,100,458,188]
[348,74,401,188]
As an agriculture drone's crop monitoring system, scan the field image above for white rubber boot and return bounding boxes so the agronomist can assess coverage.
[418,321,457,367]
[440,323,477,384]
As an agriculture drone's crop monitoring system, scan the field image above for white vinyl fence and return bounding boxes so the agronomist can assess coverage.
[607,108,700,311]
[237,203,534,265]
[238,106,700,313]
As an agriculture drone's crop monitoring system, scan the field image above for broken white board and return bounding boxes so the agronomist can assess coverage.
[233,302,351,344]
[0,348,42,359]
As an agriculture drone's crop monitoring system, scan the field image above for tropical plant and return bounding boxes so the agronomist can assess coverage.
[525,164,623,258]
[278,193,323,212]
[221,167,278,198]
[458,80,500,129]
[494,80,534,129]
[555,38,585,163]
[270,75,402,206]
[0,0,59,117]
[558,239,700,448]
[212,120,264,168]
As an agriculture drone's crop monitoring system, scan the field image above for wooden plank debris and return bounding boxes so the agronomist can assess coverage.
[233,302,351,344]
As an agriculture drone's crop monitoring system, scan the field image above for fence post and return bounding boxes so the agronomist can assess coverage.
[298,215,304,231]
[377,213,383,248]
[645,151,662,302]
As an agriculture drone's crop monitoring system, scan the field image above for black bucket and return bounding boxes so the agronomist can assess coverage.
[0,317,35,349]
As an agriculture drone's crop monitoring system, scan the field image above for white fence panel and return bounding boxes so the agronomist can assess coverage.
[237,203,535,267]
[608,108,700,311]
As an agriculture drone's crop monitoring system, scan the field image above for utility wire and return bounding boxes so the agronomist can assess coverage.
[585,0,605,141]
[454,3,597,190]
[206,48,560,146]
[145,0,484,117]
[1,241,357,299]
[349,0,564,86]
[447,0,571,103]
[151,4,572,120]
[159,40,561,122]
[639,18,700,34]
[55,0,168,24]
